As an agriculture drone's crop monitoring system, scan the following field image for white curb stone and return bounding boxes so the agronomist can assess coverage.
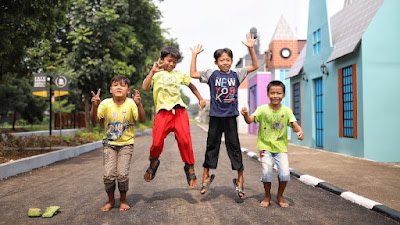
[299,175,325,186]
[340,191,382,209]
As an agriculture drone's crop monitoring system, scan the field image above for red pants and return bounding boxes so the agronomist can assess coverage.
[150,108,195,165]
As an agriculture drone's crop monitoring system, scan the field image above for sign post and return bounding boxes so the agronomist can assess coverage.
[33,72,69,136]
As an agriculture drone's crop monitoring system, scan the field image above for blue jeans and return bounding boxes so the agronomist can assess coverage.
[260,150,290,182]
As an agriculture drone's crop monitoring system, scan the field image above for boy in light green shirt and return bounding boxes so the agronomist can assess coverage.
[142,46,206,189]
[242,80,304,208]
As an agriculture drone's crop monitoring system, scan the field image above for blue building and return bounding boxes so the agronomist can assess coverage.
[287,0,400,162]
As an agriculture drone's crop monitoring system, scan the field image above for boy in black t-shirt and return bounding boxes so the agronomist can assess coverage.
[190,34,259,198]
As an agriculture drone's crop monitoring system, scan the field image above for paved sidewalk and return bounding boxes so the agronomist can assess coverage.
[238,132,400,213]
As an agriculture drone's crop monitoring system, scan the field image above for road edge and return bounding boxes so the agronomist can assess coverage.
[0,129,152,180]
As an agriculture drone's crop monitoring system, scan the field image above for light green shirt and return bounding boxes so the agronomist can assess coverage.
[150,70,190,113]
[253,104,296,153]
[97,98,138,146]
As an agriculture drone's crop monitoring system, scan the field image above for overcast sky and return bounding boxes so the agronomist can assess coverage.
[154,0,343,103]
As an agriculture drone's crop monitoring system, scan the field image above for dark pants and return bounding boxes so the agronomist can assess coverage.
[203,116,244,171]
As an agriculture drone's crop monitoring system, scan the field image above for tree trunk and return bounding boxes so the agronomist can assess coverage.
[12,111,16,130]
[84,93,91,131]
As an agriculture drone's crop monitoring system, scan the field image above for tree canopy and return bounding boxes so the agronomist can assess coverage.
[0,0,189,129]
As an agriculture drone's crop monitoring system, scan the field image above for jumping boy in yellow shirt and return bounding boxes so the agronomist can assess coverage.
[142,46,206,188]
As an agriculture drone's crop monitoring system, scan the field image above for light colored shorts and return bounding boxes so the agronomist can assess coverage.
[260,150,290,182]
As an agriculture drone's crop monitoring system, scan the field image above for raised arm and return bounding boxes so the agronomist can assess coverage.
[241,107,255,124]
[142,59,162,91]
[188,82,206,109]
[90,88,102,124]
[242,33,259,73]
[190,44,204,79]
[292,121,304,140]
[132,89,146,123]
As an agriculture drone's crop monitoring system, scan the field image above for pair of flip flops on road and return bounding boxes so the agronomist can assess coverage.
[28,206,60,218]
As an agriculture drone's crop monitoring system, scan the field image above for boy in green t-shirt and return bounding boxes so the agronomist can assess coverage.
[90,75,145,211]
[241,80,304,208]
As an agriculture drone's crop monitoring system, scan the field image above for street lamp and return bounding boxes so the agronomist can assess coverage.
[320,62,329,75]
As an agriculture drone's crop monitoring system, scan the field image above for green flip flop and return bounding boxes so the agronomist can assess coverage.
[28,208,42,217]
[42,206,61,218]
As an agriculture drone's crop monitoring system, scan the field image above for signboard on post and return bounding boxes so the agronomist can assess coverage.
[33,73,48,97]
[32,73,69,97]
[54,75,69,97]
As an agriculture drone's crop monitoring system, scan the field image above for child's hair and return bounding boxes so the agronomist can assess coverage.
[213,48,233,61]
[267,80,286,94]
[160,46,181,60]
[111,75,131,87]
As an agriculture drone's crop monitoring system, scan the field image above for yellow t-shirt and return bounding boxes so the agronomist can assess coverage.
[97,98,138,145]
[150,70,190,113]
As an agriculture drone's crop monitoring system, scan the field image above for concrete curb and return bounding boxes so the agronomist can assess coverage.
[242,147,400,222]
[0,129,152,180]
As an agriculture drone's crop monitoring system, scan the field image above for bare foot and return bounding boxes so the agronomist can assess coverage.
[189,178,199,189]
[119,201,130,211]
[260,200,270,208]
[101,201,115,211]
[277,197,289,207]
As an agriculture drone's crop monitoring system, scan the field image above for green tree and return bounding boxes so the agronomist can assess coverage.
[67,0,167,129]
[20,95,46,126]
[0,77,30,129]
[0,0,71,82]
[52,99,76,113]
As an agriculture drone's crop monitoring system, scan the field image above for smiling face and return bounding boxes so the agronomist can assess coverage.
[267,85,285,107]
[215,53,232,73]
[161,54,178,72]
[110,80,130,99]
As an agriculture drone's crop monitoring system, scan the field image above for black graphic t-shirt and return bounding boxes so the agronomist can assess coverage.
[200,68,247,117]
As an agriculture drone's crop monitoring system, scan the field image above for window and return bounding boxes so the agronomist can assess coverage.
[292,82,301,125]
[339,65,358,138]
[313,29,321,55]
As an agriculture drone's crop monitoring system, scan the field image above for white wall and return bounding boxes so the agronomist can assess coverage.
[237,88,249,134]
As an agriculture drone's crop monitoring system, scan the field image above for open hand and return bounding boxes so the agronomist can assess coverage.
[91,88,101,107]
[190,44,204,56]
[242,33,258,49]
[151,58,164,73]
[132,89,142,105]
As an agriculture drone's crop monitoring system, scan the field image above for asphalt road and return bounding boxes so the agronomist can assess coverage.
[0,125,398,225]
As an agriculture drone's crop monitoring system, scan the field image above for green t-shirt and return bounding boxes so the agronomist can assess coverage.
[149,70,190,113]
[253,104,296,153]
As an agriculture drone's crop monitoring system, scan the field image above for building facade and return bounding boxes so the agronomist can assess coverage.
[287,0,400,162]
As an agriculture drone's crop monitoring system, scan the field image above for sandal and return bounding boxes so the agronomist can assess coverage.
[233,178,245,199]
[42,206,61,218]
[184,164,197,186]
[200,174,215,195]
[145,158,160,181]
